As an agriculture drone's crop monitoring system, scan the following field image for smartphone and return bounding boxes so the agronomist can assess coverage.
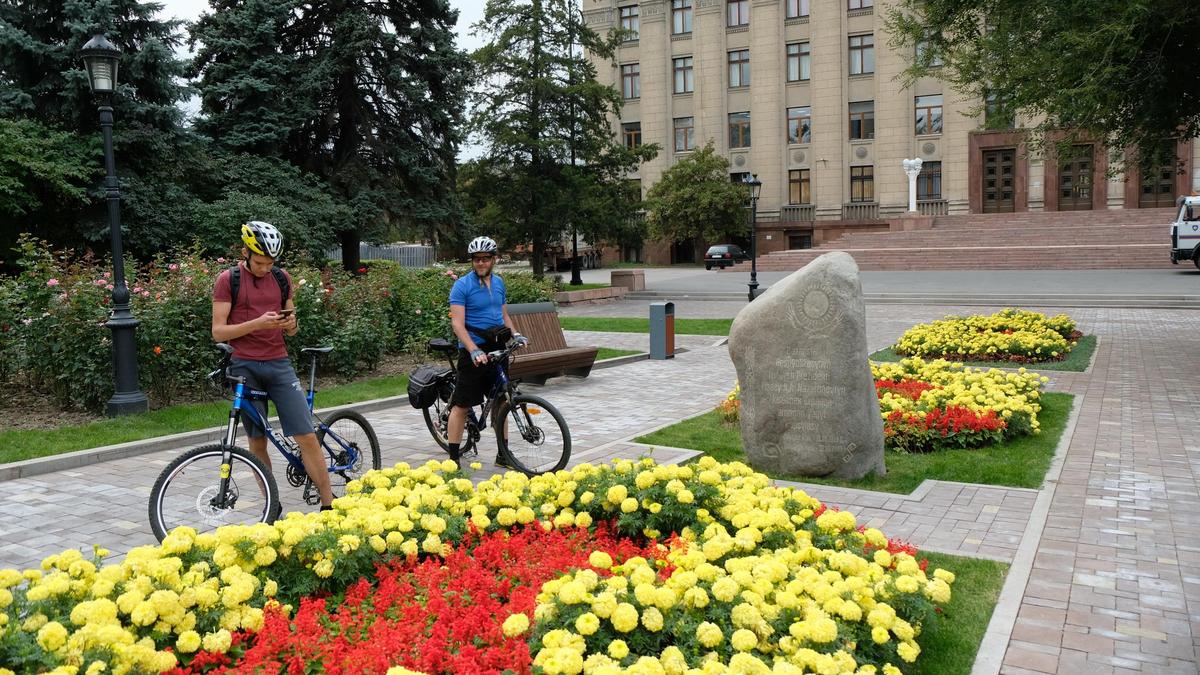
[277,308,296,318]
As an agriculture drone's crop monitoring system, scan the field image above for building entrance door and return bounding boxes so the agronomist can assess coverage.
[982,149,1016,213]
[1058,145,1094,210]
[1139,164,1177,208]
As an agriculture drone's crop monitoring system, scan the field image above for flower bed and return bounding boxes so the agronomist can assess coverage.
[873,358,1047,453]
[893,309,1082,363]
[0,458,956,674]
[719,358,1047,453]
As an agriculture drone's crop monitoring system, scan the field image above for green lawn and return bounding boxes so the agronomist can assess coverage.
[596,347,643,361]
[637,392,1073,494]
[560,317,733,335]
[913,551,1009,675]
[870,335,1097,373]
[0,374,409,465]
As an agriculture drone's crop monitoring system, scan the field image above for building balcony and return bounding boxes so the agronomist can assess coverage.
[842,202,880,220]
[781,204,815,222]
[917,199,948,216]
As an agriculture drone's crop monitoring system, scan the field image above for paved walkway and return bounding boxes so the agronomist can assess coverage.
[2,304,1199,674]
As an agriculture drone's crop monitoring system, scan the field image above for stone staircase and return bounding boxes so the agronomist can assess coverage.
[746,208,1178,271]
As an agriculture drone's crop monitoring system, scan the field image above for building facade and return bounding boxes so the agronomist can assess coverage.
[584,0,1199,263]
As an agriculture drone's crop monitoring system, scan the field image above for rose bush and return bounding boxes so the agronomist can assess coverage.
[0,458,956,674]
[0,237,554,411]
[892,309,1081,363]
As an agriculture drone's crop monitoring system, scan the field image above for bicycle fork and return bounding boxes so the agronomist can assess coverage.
[213,379,247,510]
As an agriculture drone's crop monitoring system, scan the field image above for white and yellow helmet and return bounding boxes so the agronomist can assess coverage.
[241,221,283,257]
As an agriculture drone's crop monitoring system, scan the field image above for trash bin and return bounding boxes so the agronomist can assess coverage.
[649,302,675,360]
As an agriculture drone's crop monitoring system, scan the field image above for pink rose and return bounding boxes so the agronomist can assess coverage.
[94,279,106,286]
[46,278,59,287]
[217,257,226,263]
[168,263,179,271]
[105,284,114,291]
[103,271,111,278]
[133,287,143,293]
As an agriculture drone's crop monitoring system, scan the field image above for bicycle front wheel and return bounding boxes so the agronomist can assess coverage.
[496,394,571,475]
[320,410,382,490]
[148,444,279,542]
[423,395,477,456]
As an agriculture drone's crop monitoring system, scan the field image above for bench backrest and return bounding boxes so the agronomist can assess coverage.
[507,302,568,353]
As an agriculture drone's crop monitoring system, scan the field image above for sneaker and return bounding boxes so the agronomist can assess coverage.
[495,453,516,470]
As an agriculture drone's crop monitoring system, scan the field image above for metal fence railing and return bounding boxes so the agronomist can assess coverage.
[327,243,436,268]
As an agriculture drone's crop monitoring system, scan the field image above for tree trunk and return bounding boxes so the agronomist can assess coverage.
[532,238,546,279]
[340,229,362,273]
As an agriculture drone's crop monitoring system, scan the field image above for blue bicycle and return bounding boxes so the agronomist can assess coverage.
[147,344,381,541]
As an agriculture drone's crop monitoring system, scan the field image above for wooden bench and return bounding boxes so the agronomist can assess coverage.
[505,302,598,385]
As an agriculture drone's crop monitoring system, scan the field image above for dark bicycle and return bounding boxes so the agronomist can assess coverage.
[147,344,381,541]
[413,337,571,476]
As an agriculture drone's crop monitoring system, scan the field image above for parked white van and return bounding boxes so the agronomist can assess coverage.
[1169,196,1200,269]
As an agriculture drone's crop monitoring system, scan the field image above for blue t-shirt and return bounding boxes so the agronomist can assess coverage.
[449,272,507,347]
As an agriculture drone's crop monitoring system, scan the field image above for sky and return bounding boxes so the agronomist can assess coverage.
[155,0,489,157]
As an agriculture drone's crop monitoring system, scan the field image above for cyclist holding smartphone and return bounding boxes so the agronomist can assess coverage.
[210,221,333,511]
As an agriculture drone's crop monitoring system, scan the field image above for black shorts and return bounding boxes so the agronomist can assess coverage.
[450,349,500,408]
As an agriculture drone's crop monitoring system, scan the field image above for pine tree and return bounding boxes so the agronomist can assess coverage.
[190,0,473,270]
[470,0,656,276]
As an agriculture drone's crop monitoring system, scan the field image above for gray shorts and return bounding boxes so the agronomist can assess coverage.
[229,358,313,438]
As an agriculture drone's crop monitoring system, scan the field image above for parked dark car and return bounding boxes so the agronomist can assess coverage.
[704,244,749,270]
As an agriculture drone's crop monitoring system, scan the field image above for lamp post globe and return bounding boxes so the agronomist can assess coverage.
[81,34,149,416]
[743,173,762,301]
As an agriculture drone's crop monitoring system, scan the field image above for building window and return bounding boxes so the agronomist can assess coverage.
[915,95,943,135]
[917,161,942,199]
[729,112,751,149]
[621,63,640,100]
[728,49,750,88]
[673,57,694,94]
[622,122,642,149]
[786,42,810,82]
[788,231,812,249]
[727,0,748,27]
[786,0,809,19]
[788,169,811,204]
[915,37,943,67]
[985,91,1015,130]
[674,116,695,151]
[849,34,874,75]
[730,171,751,184]
[619,5,639,41]
[848,0,872,9]
[850,166,874,202]
[672,0,693,34]
[787,106,811,144]
[849,101,874,139]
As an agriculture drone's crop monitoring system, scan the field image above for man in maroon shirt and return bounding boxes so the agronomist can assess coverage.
[210,222,333,511]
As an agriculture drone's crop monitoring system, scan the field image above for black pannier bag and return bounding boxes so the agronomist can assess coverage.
[408,364,452,409]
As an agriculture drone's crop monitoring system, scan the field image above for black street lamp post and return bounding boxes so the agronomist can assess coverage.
[744,173,762,301]
[81,34,149,416]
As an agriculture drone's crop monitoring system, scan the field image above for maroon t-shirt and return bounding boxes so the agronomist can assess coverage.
[212,264,295,361]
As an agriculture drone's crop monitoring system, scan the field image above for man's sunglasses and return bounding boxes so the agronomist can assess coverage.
[471,255,495,262]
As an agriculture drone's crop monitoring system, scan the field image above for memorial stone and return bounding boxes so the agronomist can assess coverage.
[728,252,885,479]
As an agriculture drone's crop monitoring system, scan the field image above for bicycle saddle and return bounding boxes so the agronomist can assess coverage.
[427,338,456,353]
[215,343,235,355]
[301,346,334,354]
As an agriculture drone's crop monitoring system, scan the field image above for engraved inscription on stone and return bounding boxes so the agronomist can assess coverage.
[728,252,885,479]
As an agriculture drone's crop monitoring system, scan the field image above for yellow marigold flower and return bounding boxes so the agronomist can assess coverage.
[712,577,739,603]
[620,498,639,514]
[894,575,920,594]
[588,551,613,570]
[641,606,664,632]
[575,612,600,636]
[37,620,68,652]
[610,603,639,632]
[558,580,587,605]
[607,639,630,659]
[933,568,956,584]
[176,630,202,653]
[202,628,232,653]
[897,640,921,662]
[731,628,758,651]
[313,559,334,578]
[696,621,724,648]
[607,484,628,503]
[872,626,890,644]
[502,612,530,637]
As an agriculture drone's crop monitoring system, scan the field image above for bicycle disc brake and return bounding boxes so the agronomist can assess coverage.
[196,485,238,527]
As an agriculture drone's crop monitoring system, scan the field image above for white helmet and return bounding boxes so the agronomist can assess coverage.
[467,236,498,256]
[241,221,284,257]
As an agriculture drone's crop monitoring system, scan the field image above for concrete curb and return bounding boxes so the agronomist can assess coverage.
[0,395,408,483]
[970,393,1082,675]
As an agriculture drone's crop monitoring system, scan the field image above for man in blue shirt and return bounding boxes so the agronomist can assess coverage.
[446,236,526,467]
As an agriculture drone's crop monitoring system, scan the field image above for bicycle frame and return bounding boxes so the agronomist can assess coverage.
[212,360,361,509]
